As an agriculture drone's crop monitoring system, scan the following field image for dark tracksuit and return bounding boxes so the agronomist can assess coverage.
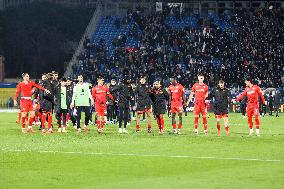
[268,95,274,115]
[208,87,231,115]
[150,87,169,116]
[150,87,169,131]
[38,80,54,113]
[107,85,118,122]
[274,92,281,117]
[36,80,54,129]
[110,82,134,129]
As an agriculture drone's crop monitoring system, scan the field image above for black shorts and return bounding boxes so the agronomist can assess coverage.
[214,108,228,116]
[136,103,151,112]
[153,104,166,115]
[40,100,53,112]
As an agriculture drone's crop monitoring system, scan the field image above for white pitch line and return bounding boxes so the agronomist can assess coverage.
[1,149,283,163]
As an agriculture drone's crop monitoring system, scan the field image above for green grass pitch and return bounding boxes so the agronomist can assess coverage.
[0,112,284,189]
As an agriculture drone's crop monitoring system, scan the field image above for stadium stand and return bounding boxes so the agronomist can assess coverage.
[71,7,283,90]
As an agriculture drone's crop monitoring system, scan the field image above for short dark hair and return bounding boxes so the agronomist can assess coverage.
[154,77,161,82]
[219,80,225,84]
[198,73,204,77]
[47,73,53,79]
[97,76,104,80]
[154,79,163,86]
[61,77,67,82]
[140,74,147,79]
[245,77,252,82]
[22,73,28,78]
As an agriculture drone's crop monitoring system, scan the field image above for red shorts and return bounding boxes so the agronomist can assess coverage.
[215,114,228,119]
[137,108,151,114]
[35,111,41,117]
[246,106,259,117]
[171,102,183,113]
[96,104,107,116]
[194,103,207,116]
[20,99,33,112]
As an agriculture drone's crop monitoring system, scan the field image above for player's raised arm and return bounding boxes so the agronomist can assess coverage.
[236,90,247,102]
[31,81,50,94]
[109,83,121,93]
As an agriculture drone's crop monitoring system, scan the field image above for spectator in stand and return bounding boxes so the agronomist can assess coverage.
[72,7,284,91]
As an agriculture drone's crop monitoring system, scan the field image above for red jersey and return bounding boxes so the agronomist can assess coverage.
[237,85,265,106]
[191,83,208,103]
[14,81,45,100]
[168,83,184,102]
[92,85,113,105]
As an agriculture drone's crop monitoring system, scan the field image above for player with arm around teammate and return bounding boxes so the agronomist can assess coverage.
[236,78,266,136]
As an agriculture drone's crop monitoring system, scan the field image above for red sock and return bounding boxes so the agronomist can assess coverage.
[156,116,161,129]
[248,115,253,129]
[66,114,70,122]
[35,116,39,122]
[255,116,260,129]
[202,117,208,130]
[178,123,182,129]
[58,118,62,128]
[194,117,199,129]
[17,113,21,123]
[21,117,26,128]
[97,121,101,129]
[160,117,165,130]
[172,123,176,129]
[41,114,46,129]
[217,123,221,131]
[101,121,105,129]
[136,124,140,130]
[29,117,34,126]
[225,126,229,132]
[48,114,52,129]
[148,124,151,129]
